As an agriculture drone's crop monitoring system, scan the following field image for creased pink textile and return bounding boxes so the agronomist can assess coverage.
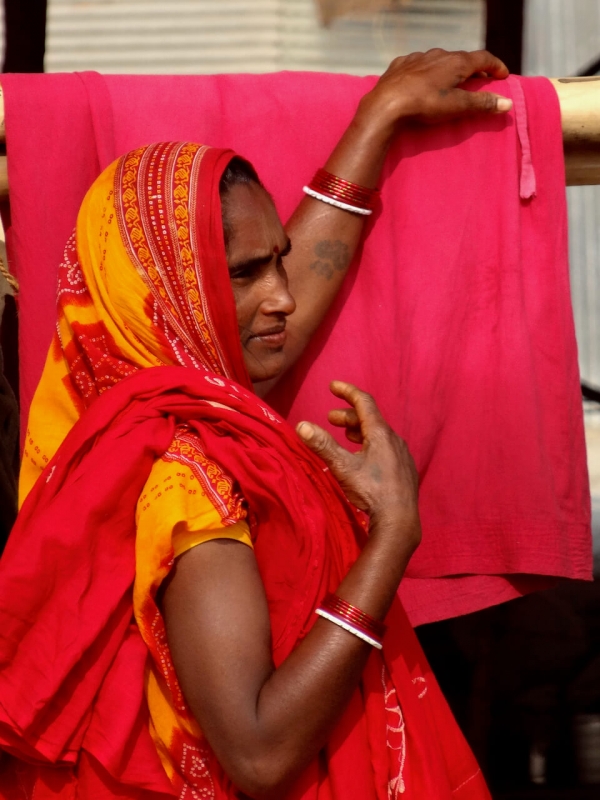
[1,71,591,624]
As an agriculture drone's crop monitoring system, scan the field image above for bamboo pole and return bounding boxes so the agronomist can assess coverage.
[0,78,598,198]
[550,77,600,186]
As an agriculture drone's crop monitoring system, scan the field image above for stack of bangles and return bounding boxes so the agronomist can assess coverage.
[303,168,379,216]
[315,592,387,649]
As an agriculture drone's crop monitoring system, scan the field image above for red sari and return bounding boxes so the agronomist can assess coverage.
[0,142,490,799]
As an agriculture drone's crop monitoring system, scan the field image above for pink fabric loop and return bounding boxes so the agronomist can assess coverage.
[507,74,537,199]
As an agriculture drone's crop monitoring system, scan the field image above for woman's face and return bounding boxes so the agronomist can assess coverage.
[223,182,296,383]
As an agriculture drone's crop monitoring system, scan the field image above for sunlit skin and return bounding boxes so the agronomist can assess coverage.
[223,182,296,384]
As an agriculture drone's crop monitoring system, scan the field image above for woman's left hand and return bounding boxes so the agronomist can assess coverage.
[356,48,512,145]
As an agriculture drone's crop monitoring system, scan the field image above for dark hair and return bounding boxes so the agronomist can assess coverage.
[220,157,262,251]
[219,156,261,195]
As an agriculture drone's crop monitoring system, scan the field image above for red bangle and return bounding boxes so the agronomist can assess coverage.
[319,592,387,641]
[308,169,379,212]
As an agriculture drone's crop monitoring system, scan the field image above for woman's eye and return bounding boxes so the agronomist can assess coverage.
[230,267,252,281]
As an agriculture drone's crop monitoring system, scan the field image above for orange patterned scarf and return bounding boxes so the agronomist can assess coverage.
[19,141,250,505]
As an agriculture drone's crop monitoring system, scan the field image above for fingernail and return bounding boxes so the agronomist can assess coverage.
[297,422,314,440]
[495,97,513,113]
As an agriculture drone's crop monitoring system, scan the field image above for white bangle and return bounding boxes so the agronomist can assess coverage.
[315,608,383,649]
[302,186,373,216]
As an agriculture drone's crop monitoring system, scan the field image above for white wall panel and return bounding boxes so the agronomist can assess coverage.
[525,0,600,388]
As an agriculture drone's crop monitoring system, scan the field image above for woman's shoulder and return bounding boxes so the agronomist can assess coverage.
[136,424,250,548]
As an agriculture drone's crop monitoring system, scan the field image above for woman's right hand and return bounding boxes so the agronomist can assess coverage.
[296,381,421,551]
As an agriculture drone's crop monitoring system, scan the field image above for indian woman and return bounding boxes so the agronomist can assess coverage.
[0,50,513,799]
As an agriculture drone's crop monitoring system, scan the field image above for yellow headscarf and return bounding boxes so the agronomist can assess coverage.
[20,142,250,504]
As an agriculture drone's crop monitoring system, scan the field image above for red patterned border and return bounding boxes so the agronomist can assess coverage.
[115,143,224,375]
[161,427,245,525]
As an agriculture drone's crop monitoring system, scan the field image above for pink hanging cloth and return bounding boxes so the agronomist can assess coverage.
[1,70,591,625]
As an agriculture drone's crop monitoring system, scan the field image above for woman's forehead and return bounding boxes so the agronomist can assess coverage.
[222,182,287,262]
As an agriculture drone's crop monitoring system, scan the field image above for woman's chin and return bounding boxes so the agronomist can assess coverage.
[245,350,286,385]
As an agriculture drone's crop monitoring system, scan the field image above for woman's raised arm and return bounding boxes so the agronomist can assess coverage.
[268,49,512,388]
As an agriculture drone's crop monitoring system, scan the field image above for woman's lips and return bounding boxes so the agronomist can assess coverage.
[249,327,287,347]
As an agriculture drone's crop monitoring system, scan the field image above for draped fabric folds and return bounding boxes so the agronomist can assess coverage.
[0,369,489,800]
[1,71,591,625]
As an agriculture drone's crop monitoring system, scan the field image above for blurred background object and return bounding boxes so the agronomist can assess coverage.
[315,1,401,27]
[485,0,523,73]
[573,714,600,785]
[2,0,46,72]
[524,0,600,394]
[0,214,18,556]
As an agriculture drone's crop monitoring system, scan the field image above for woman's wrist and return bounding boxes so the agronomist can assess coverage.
[367,505,422,560]
[323,104,396,189]
[353,92,405,147]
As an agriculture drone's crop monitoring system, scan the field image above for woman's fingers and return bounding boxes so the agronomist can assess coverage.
[327,381,389,446]
[426,88,512,121]
[328,408,363,444]
[413,48,508,84]
[328,407,359,428]
[345,428,363,445]
[296,419,370,509]
[311,381,384,454]
[328,381,384,431]
[410,49,512,119]
[463,49,509,80]
[466,90,512,114]
[359,47,512,131]
[297,421,350,466]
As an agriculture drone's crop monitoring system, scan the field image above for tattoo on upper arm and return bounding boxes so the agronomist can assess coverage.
[309,240,350,281]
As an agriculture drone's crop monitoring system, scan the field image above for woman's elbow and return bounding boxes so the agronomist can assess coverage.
[227,750,302,800]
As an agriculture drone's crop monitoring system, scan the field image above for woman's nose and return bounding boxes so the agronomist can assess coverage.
[263,269,296,317]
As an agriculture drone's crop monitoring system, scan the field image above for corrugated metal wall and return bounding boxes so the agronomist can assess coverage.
[524,0,600,388]
[46,0,286,74]
[44,0,483,75]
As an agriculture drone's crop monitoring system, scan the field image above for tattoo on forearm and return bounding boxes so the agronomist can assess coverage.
[309,240,350,280]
